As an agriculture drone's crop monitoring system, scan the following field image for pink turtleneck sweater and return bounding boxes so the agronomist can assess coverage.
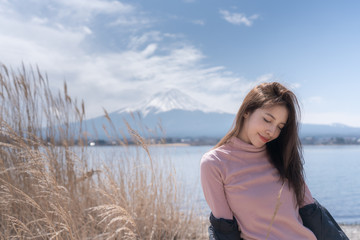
[200,136,316,240]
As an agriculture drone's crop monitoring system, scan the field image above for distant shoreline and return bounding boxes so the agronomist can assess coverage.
[149,143,191,147]
[85,134,360,147]
[85,141,360,147]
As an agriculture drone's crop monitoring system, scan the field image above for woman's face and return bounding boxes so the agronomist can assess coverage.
[238,105,288,148]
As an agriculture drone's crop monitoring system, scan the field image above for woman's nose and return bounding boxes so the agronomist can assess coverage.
[266,125,276,137]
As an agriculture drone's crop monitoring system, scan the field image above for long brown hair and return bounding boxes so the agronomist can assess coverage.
[215,82,305,206]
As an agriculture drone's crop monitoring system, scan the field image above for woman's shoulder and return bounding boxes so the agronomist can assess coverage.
[201,145,231,165]
[201,148,219,163]
[200,147,228,174]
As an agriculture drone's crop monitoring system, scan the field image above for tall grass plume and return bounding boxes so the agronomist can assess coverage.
[0,64,207,239]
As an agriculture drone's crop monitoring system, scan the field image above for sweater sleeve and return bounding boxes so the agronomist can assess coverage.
[200,152,234,219]
[302,183,315,207]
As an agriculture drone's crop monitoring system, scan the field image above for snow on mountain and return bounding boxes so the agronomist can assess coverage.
[117,88,212,116]
[83,88,360,140]
[83,88,233,139]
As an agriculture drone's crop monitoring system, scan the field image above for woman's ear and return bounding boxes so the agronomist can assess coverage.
[244,112,249,118]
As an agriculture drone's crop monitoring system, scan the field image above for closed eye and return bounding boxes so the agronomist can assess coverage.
[263,118,271,123]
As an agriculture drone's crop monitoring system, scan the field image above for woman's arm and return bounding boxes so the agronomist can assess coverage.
[200,152,233,219]
[201,153,242,240]
[301,183,315,207]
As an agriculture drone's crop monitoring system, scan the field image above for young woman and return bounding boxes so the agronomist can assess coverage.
[200,82,348,240]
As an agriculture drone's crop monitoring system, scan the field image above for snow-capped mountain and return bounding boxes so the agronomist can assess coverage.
[83,88,360,141]
[84,88,234,139]
[117,88,212,116]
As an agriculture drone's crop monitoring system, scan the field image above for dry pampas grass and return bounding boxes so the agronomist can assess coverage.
[0,64,207,239]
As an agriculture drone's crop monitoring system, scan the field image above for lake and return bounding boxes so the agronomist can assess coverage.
[87,144,360,224]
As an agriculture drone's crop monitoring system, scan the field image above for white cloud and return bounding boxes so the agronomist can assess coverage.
[192,19,205,25]
[30,16,48,25]
[2,0,141,29]
[0,13,85,78]
[220,10,259,26]
[256,73,275,83]
[82,26,93,35]
[58,0,134,14]
[0,14,250,116]
[305,96,325,105]
[46,0,135,24]
[290,82,301,89]
[110,14,154,27]
[0,0,261,117]
[128,31,164,50]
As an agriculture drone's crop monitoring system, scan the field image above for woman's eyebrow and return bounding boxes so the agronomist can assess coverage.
[265,113,286,125]
[265,113,276,120]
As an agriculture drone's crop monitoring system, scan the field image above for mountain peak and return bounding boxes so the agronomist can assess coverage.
[119,88,210,116]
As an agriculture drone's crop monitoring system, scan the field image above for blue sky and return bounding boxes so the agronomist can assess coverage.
[1,0,360,126]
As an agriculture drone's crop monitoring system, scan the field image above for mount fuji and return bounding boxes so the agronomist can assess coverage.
[83,88,360,142]
[84,89,235,140]
[118,88,213,116]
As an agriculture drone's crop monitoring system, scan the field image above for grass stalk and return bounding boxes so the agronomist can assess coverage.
[0,64,207,239]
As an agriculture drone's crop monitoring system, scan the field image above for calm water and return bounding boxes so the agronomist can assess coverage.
[88,144,360,224]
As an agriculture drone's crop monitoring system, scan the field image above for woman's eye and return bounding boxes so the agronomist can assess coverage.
[263,118,271,123]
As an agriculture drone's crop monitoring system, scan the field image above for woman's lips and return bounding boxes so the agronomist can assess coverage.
[259,134,270,143]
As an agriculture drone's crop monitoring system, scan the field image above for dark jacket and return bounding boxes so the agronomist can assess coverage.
[208,199,349,240]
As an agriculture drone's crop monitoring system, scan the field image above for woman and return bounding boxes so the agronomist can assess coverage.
[200,82,348,240]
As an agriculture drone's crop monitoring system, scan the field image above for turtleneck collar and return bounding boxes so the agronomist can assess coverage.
[228,136,267,153]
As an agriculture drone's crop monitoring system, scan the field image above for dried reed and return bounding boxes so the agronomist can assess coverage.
[0,64,207,239]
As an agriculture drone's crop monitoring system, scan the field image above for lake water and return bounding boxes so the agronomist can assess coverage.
[88,144,360,224]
